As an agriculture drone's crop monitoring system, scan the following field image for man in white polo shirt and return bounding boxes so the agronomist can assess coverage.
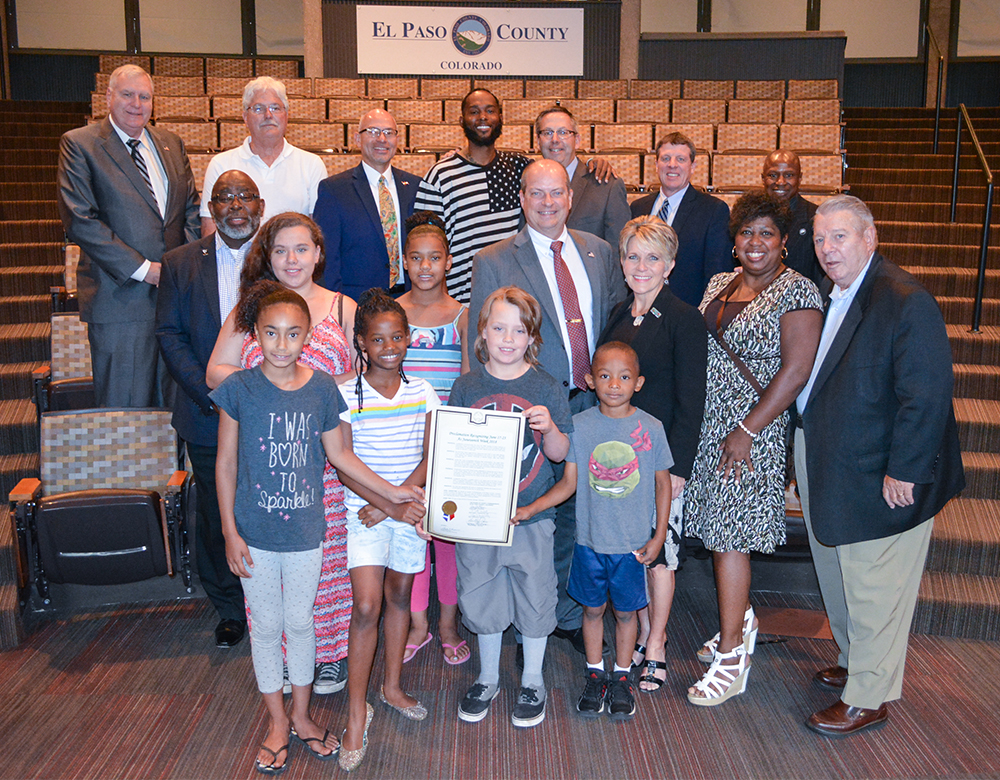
[200,76,327,236]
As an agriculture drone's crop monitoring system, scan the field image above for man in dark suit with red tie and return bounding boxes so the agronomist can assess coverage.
[313,108,421,299]
[57,64,200,407]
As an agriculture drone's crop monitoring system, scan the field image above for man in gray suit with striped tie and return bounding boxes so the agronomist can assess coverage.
[57,64,200,407]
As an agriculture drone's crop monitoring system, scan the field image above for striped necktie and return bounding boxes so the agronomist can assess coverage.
[657,196,671,225]
[551,240,590,391]
[378,175,400,287]
[127,138,158,207]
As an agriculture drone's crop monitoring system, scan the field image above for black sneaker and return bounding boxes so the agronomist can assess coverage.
[313,660,347,694]
[458,682,499,723]
[511,686,546,728]
[577,669,608,718]
[607,671,636,721]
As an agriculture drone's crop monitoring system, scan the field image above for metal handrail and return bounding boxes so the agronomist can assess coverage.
[950,104,995,333]
[924,23,944,153]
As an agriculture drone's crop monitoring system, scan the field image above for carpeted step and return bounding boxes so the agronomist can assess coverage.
[0,362,43,399]
[844,106,999,118]
[0,323,49,364]
[913,570,1000,641]
[0,183,59,201]
[848,152,1000,171]
[0,167,59,185]
[0,220,64,244]
[876,220,1000,247]
[0,99,90,113]
[960,451,1000,501]
[925,498,1000,576]
[954,398,1000,453]
[0,452,39,507]
[947,324,1000,366]
[0,150,59,167]
[0,136,61,151]
[0,399,39,456]
[0,122,79,138]
[848,183,993,205]
[937,297,1000,328]
[0,243,64,269]
[846,167,994,187]
[955,364,1000,399]
[894,246,1000,273]
[0,201,60,221]
[846,138,1000,154]
[0,295,52,326]
[0,266,65,297]
[862,202,1000,223]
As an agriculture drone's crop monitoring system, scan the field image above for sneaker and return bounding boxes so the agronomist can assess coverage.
[282,665,292,695]
[607,671,636,721]
[313,660,347,695]
[511,686,546,728]
[458,682,499,723]
[577,669,608,718]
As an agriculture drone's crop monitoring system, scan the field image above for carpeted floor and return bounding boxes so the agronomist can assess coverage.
[2,564,999,780]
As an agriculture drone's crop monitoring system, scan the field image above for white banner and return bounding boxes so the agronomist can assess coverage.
[356,5,584,77]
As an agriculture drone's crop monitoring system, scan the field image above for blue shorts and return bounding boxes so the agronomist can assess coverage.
[566,543,648,611]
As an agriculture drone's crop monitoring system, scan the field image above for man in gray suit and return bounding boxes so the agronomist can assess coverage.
[535,107,630,260]
[469,159,625,652]
[58,64,200,407]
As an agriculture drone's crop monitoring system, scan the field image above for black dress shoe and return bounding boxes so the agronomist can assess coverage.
[806,699,889,736]
[814,665,848,690]
[551,626,587,655]
[215,618,247,648]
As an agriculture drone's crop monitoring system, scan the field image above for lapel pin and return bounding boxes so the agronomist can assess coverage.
[587,251,595,257]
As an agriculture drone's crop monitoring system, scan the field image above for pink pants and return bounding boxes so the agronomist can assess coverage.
[410,539,458,612]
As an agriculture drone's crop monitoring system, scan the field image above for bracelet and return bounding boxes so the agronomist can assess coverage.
[738,420,757,438]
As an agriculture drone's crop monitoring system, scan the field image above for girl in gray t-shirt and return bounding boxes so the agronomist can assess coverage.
[212,282,422,774]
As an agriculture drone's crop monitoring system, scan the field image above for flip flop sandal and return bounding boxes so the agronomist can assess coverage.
[290,727,338,761]
[255,743,289,775]
[441,640,470,665]
[639,659,667,693]
[403,632,433,663]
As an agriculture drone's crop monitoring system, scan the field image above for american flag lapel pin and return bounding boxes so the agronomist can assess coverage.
[587,252,595,257]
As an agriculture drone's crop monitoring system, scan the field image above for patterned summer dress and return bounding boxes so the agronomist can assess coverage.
[402,305,466,404]
[242,293,352,662]
[684,268,822,554]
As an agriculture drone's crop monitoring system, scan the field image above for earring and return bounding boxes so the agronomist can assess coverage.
[732,247,739,260]
[781,248,788,260]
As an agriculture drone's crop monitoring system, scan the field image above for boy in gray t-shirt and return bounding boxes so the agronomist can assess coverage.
[516,342,672,723]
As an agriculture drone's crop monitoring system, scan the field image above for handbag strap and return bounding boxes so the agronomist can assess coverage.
[707,275,764,397]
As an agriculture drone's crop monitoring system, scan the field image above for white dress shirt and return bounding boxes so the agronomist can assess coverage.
[651,184,688,226]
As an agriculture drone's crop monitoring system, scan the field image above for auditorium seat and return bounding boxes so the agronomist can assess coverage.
[218,119,245,148]
[255,59,300,78]
[408,123,466,153]
[390,153,437,178]
[153,56,204,77]
[94,74,111,93]
[420,78,471,99]
[779,123,843,154]
[599,153,642,189]
[498,124,533,153]
[367,78,418,99]
[387,99,443,123]
[188,153,213,191]
[736,80,784,100]
[525,79,576,98]
[592,123,654,153]
[783,99,841,124]
[99,54,150,73]
[284,121,345,152]
[205,57,253,78]
[578,80,628,99]
[90,93,107,118]
[716,123,778,153]
[206,77,249,96]
[502,99,559,124]
[558,98,614,124]
[727,99,783,125]
[654,123,714,152]
[211,95,244,119]
[328,98,384,123]
[617,99,671,124]
[153,76,206,96]
[153,95,210,120]
[683,80,734,99]
[154,120,218,150]
[289,98,327,121]
[443,99,462,121]
[32,313,94,416]
[787,79,839,99]
[474,79,524,99]
[320,153,364,177]
[314,78,367,98]
[629,80,680,100]
[798,153,844,192]
[710,151,768,190]
[671,99,727,125]
[281,78,315,98]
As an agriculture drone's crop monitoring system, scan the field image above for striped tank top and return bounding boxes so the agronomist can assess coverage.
[403,305,465,404]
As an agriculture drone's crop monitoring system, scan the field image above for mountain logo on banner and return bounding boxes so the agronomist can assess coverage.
[452,15,492,56]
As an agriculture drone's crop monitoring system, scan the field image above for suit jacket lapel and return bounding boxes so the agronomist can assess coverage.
[570,161,590,206]
[197,235,223,329]
[512,229,560,326]
[354,164,387,256]
[146,124,176,216]
[100,119,160,216]
[568,229,605,327]
[668,187,697,235]
[807,254,883,405]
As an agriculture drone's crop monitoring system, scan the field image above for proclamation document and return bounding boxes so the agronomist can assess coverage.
[425,407,524,546]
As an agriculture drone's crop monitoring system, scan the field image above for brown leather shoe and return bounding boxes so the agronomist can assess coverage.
[814,665,848,690]
[806,699,889,736]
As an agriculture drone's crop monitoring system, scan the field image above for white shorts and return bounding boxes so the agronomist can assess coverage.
[346,510,427,573]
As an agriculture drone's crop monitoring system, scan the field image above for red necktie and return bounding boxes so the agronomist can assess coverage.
[551,240,590,391]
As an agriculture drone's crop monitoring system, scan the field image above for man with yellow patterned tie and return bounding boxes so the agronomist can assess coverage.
[314,108,421,299]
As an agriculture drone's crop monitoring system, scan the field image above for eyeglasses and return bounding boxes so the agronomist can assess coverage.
[537,129,578,139]
[359,127,399,140]
[247,103,286,115]
[211,192,260,204]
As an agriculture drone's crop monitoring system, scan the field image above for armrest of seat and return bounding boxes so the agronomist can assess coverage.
[166,471,188,492]
[9,478,41,503]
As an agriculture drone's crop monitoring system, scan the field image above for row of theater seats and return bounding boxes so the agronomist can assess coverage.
[97,52,298,79]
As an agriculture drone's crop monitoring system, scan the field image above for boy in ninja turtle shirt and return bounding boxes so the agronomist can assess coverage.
[515,341,673,722]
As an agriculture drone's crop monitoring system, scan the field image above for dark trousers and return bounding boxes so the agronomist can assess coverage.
[186,441,245,621]
[88,319,173,408]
